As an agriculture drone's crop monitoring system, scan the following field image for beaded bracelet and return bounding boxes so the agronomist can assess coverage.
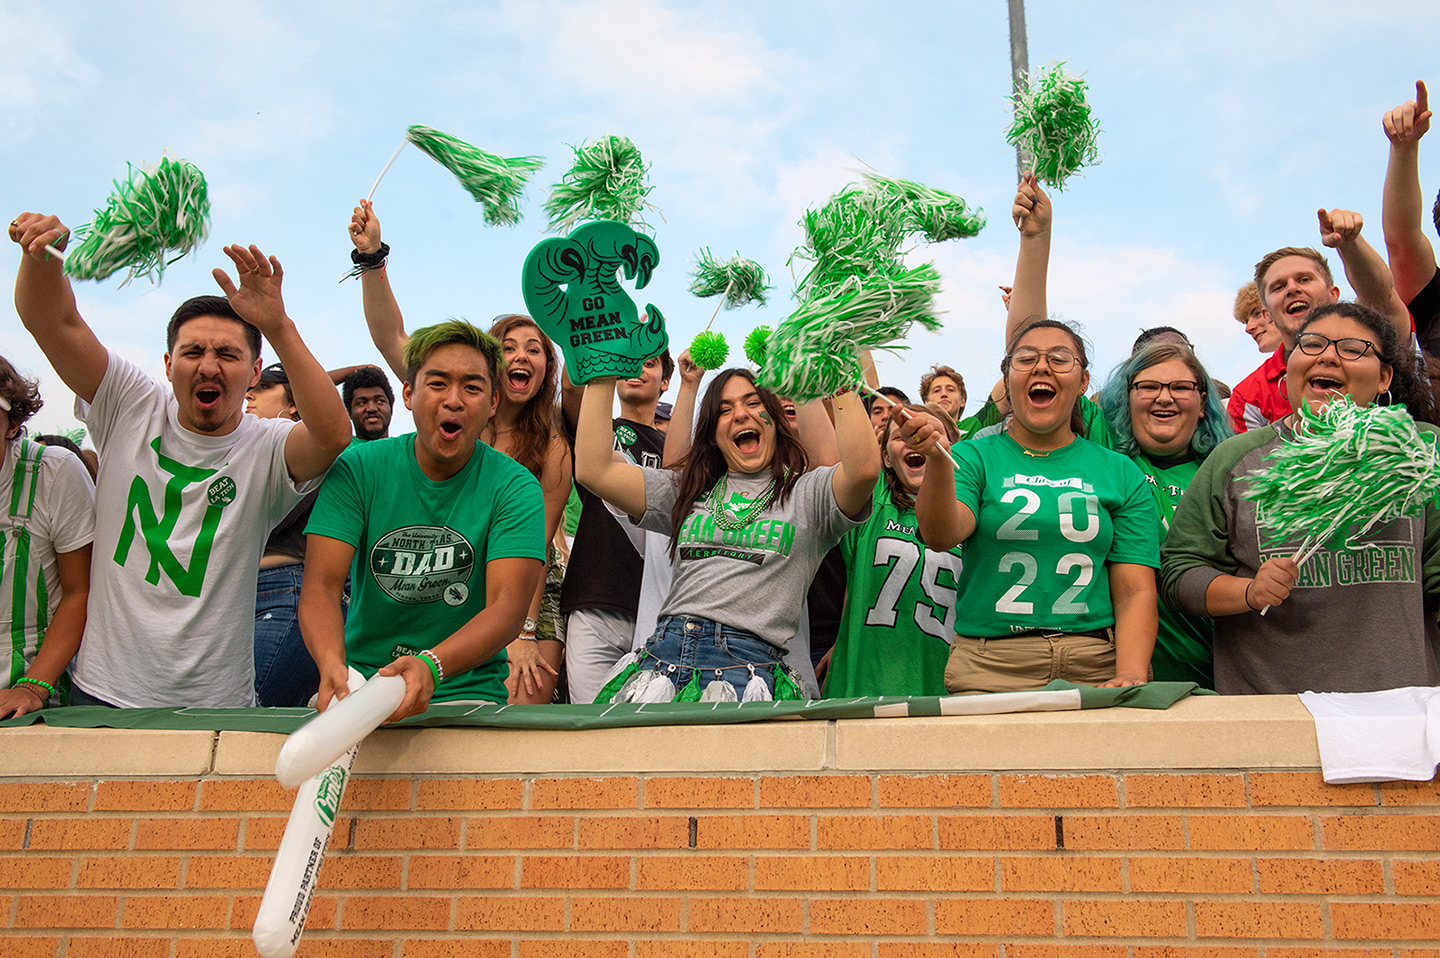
[417,649,445,687]
[16,677,55,699]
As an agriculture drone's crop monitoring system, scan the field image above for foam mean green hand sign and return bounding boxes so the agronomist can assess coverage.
[521,220,670,384]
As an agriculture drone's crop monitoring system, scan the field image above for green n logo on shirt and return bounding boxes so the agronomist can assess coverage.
[114,437,234,597]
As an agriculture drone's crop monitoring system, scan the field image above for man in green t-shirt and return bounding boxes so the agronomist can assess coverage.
[301,321,546,720]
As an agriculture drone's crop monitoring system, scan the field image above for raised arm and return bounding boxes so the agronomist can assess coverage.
[1318,208,1411,344]
[901,408,976,550]
[1381,81,1436,303]
[212,245,350,482]
[829,390,882,518]
[1007,172,1052,349]
[574,378,648,519]
[9,214,109,403]
[663,350,703,466]
[349,200,409,381]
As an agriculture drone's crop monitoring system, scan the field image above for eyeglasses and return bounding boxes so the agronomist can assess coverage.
[1294,332,1378,361]
[1129,380,1201,399]
[1009,347,1080,372]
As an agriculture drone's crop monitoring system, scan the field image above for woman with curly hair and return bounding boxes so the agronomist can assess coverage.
[1162,302,1440,694]
[0,357,95,717]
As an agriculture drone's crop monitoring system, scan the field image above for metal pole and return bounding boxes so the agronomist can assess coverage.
[1008,0,1030,180]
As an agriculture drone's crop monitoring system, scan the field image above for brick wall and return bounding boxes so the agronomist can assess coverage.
[2,699,1438,956]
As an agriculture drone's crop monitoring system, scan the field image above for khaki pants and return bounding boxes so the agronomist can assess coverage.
[944,630,1116,694]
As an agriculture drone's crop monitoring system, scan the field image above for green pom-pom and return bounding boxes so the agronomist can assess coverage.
[758,265,942,402]
[405,125,545,227]
[60,427,86,445]
[1243,395,1440,563]
[65,157,210,285]
[743,326,772,367]
[1005,61,1101,190]
[790,186,908,301]
[543,135,653,233]
[689,331,730,370]
[689,249,771,307]
[861,172,987,243]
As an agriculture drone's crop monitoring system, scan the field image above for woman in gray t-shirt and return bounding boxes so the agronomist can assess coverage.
[574,368,879,701]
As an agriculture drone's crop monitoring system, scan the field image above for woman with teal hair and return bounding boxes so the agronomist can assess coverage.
[1095,340,1232,686]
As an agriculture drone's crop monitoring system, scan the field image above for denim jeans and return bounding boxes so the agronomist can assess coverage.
[638,616,786,699]
[254,563,338,707]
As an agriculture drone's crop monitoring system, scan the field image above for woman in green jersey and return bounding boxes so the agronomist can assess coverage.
[1095,342,1232,687]
[826,403,963,697]
[904,320,1161,693]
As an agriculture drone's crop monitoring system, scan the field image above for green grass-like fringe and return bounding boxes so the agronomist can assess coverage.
[406,125,544,227]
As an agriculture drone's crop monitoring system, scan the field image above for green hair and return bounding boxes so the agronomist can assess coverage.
[403,319,504,387]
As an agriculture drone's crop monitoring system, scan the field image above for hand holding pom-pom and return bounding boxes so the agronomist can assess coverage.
[1006,61,1101,190]
[744,326,772,367]
[689,331,729,370]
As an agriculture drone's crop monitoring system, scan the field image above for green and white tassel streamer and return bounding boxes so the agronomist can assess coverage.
[1243,396,1440,568]
[758,265,941,402]
[62,157,210,285]
[402,125,545,227]
[689,249,770,307]
[861,172,987,243]
[543,135,654,233]
[1006,61,1101,190]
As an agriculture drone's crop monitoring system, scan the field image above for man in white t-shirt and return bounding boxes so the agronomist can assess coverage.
[9,213,351,707]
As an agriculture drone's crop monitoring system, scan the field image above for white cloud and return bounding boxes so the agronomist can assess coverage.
[0,9,98,140]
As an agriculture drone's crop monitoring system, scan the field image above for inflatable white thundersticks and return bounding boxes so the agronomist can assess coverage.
[254,670,406,958]
[274,672,406,788]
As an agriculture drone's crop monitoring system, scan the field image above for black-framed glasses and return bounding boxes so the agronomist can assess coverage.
[1294,332,1378,361]
[1009,347,1080,372]
[1129,380,1201,399]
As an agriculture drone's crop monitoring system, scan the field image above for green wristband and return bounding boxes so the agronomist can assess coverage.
[416,650,443,688]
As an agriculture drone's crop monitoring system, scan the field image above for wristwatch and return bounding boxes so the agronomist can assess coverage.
[522,617,538,633]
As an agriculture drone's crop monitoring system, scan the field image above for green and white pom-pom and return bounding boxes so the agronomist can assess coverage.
[65,157,210,284]
[688,331,730,370]
[862,172,987,243]
[1006,61,1101,190]
[743,326,772,367]
[543,135,653,233]
[405,125,544,227]
[791,186,908,301]
[758,265,942,402]
[1243,395,1440,564]
[689,249,771,307]
[60,427,86,445]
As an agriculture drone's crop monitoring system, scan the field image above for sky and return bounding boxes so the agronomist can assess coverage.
[3,0,1438,438]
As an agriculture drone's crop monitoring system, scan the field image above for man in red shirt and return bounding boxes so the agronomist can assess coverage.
[1227,211,1411,433]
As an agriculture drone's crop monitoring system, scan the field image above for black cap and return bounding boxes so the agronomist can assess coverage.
[654,401,673,421]
[258,363,289,384]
